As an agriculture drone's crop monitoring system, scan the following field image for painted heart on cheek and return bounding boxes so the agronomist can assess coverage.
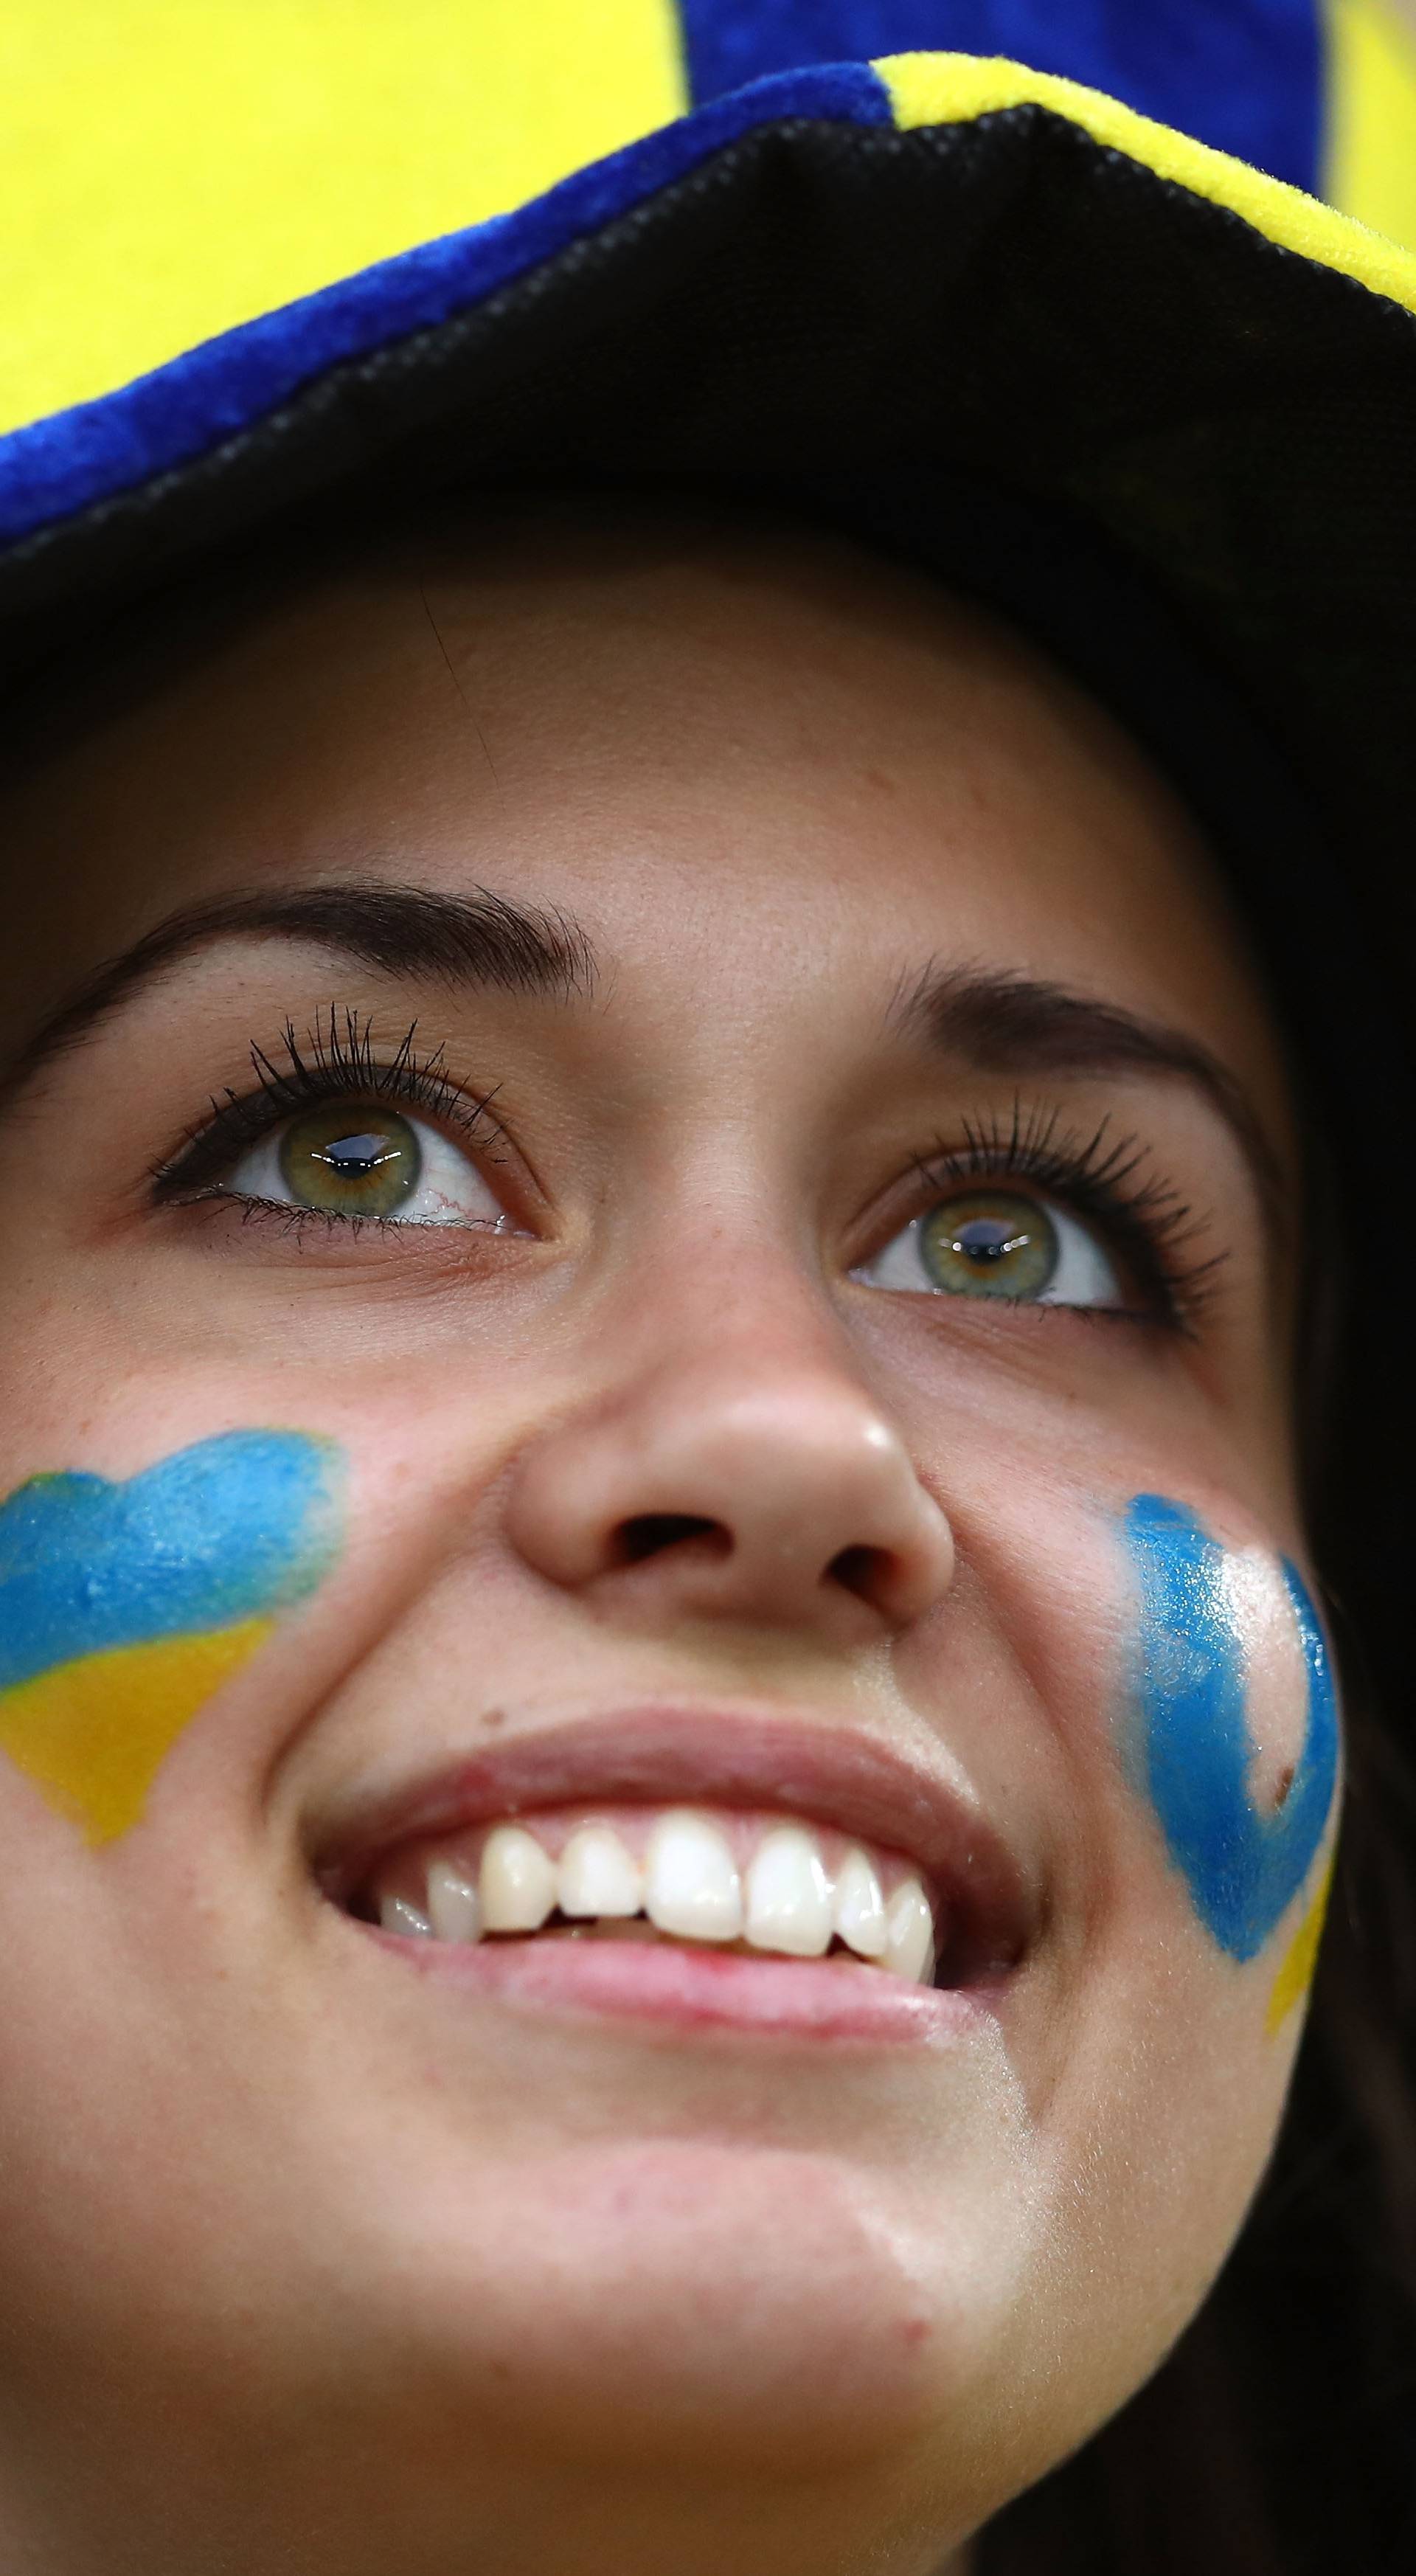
[0,1430,344,1843]
[1123,1494,1339,1964]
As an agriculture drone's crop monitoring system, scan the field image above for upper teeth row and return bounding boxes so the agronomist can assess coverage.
[378,1810,937,1984]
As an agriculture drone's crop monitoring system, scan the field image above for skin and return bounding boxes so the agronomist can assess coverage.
[0,501,1334,2575]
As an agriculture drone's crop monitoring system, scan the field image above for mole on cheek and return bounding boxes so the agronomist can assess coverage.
[1120,1496,1339,1994]
[0,1430,344,1843]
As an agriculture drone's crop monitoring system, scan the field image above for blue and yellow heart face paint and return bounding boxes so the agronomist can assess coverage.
[1121,1494,1340,2033]
[0,1430,343,1843]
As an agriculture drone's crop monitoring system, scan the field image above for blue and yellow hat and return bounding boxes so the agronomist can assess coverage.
[1,7,1414,740]
[2,4,1415,987]
[1,3,1413,1660]
[1,3,1415,874]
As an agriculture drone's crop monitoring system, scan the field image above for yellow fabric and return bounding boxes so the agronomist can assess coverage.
[1325,0,1416,252]
[0,1618,271,1842]
[879,49,1416,316]
[1265,1852,1336,2036]
[0,0,687,436]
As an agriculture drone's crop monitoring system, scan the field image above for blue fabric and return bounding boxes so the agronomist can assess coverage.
[676,0,1322,190]
[0,62,890,550]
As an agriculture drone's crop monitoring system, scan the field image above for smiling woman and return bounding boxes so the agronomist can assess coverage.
[0,479,1398,2576]
[5,0,1416,2562]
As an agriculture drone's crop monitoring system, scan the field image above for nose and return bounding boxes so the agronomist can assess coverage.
[505,1336,955,1644]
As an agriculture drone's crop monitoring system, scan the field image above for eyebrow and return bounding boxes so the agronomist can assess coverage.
[886,959,1287,1230]
[1,885,1285,1231]
[0,879,597,1105]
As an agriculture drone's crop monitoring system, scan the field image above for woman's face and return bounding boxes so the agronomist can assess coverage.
[0,507,1336,2575]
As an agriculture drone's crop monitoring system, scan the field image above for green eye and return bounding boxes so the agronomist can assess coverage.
[278,1104,421,1219]
[857,1180,1125,1309]
[917,1191,1059,1299]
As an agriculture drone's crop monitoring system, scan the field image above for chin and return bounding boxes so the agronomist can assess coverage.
[339,2133,1042,2485]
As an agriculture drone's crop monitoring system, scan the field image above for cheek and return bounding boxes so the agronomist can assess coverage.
[0,1429,344,1843]
[1224,1548,1311,1815]
[1120,1494,1339,2023]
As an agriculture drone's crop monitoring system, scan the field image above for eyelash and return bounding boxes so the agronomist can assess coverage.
[151,1010,506,1213]
[152,1019,1226,1328]
[903,1101,1225,1334]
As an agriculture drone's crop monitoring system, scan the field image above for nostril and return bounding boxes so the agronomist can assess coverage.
[613,1512,730,1567]
[828,1543,892,1604]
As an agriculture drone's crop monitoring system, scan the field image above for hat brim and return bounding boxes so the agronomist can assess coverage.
[2,56,1414,881]
[1,54,1412,1651]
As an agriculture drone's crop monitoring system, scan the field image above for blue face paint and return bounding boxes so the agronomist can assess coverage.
[0,1429,341,1689]
[1123,1494,1339,1961]
[0,1429,343,1842]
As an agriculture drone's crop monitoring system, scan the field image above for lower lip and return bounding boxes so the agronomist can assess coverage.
[363,1924,994,2043]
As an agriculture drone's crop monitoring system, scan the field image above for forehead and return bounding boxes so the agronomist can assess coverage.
[0,502,1289,1126]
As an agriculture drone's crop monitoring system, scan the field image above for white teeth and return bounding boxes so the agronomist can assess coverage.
[884,1878,935,1984]
[377,1813,939,1981]
[832,1845,889,1959]
[381,1893,433,1938]
[644,1810,743,1942]
[744,1824,833,1956]
[479,1824,558,1932]
[426,1860,482,1945]
[558,1824,643,1919]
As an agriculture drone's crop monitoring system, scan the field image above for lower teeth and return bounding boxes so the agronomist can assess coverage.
[491,1919,891,1964]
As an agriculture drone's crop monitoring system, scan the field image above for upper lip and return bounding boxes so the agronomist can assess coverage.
[313,1706,1041,1978]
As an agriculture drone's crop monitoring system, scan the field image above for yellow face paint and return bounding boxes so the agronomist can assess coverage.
[0,1430,342,1842]
[1265,1853,1336,2037]
[0,1618,272,1845]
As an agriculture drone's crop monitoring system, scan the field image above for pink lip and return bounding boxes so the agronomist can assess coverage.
[315,1705,1039,1985]
[364,1921,999,2043]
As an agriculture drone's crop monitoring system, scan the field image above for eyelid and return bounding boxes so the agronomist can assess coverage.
[149,1014,531,1216]
[858,1187,1126,1313]
[155,1086,500,1203]
[850,1106,1226,1336]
